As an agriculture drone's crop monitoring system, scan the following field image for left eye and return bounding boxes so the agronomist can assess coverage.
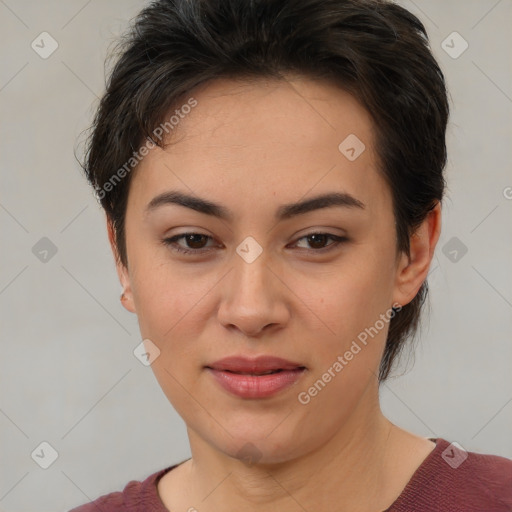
[162,232,347,255]
[293,233,346,251]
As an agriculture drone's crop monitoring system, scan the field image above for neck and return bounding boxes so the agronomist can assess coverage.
[180,383,407,512]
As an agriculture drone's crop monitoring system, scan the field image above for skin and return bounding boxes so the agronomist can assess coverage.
[109,76,441,511]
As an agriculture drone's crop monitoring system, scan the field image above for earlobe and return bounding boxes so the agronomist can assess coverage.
[106,217,137,314]
[393,203,442,307]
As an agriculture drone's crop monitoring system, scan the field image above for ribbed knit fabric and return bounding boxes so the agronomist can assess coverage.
[384,438,512,511]
[69,438,512,511]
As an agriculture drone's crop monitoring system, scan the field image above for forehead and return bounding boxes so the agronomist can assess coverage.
[130,76,390,218]
[167,76,375,156]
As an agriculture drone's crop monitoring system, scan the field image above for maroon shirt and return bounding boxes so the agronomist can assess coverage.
[69,438,512,511]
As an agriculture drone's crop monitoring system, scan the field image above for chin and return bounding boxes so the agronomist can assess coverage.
[209,427,314,467]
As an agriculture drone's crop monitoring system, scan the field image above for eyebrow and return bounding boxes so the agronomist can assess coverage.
[145,190,365,221]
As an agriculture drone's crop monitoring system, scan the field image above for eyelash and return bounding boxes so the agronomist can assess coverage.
[162,232,347,256]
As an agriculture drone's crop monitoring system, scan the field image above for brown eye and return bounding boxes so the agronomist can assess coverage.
[293,233,347,252]
[182,234,210,249]
[163,233,215,254]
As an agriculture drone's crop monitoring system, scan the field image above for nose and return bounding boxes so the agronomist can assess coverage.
[216,248,290,338]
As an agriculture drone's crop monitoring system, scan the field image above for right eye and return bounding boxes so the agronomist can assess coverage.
[162,233,218,255]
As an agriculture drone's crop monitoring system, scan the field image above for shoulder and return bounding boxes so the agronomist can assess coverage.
[68,465,176,512]
[463,443,512,483]
[388,438,512,512]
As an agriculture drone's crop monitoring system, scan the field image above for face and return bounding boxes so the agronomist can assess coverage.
[113,77,430,464]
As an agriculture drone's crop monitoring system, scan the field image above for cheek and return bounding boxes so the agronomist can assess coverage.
[295,253,397,398]
[134,272,207,341]
[128,250,207,355]
[311,254,396,336]
[131,266,210,409]
[292,272,391,420]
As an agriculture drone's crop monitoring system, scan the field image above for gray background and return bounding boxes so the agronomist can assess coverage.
[1,1,511,510]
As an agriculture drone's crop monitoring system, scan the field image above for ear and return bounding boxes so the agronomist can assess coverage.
[107,217,136,313]
[392,202,442,307]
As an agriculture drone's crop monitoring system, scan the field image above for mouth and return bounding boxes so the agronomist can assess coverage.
[211,368,305,375]
[205,355,307,398]
[206,355,306,373]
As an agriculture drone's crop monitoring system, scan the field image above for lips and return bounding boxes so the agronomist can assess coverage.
[206,355,306,374]
[205,356,307,399]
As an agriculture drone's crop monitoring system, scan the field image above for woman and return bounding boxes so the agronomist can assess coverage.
[71,0,512,510]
